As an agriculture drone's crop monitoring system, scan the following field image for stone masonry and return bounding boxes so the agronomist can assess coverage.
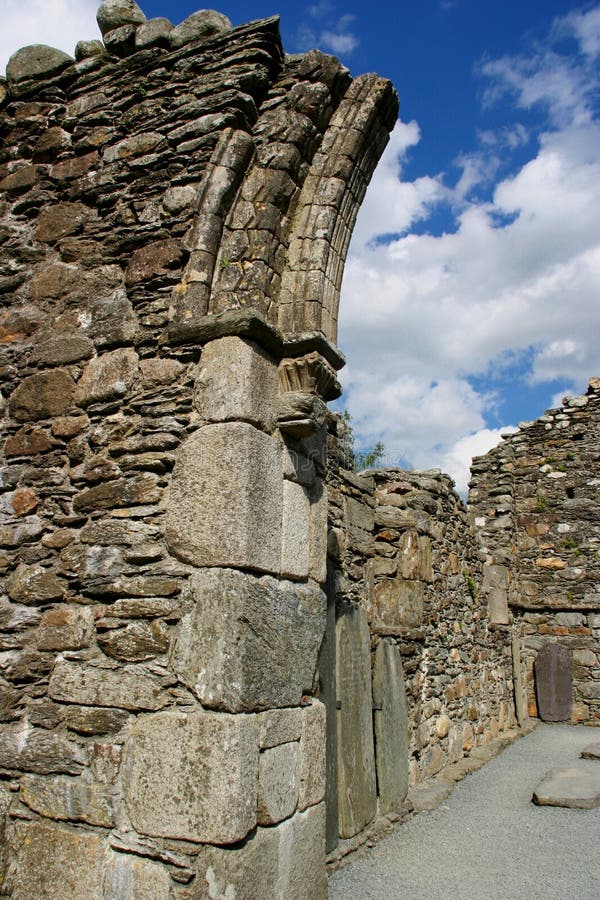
[0,0,598,896]
[0,2,397,896]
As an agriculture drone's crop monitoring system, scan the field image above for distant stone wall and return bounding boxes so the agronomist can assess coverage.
[323,420,516,847]
[469,378,600,725]
[0,2,397,896]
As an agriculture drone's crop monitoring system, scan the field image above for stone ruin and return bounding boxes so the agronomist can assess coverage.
[0,1,598,896]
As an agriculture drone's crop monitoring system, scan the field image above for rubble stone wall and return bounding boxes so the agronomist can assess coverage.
[324,422,516,845]
[0,3,396,896]
[469,378,600,726]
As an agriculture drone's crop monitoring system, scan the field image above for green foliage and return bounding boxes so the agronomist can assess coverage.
[534,495,548,512]
[463,570,478,601]
[340,410,386,472]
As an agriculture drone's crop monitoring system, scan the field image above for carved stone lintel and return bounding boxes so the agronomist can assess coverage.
[277,391,327,438]
[279,352,341,401]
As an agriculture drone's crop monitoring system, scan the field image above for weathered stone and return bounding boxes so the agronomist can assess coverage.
[298,699,326,811]
[4,427,52,457]
[195,336,277,429]
[64,705,129,735]
[581,741,600,760]
[258,742,299,825]
[166,309,283,358]
[123,709,258,843]
[135,17,173,48]
[20,773,114,827]
[172,568,326,712]
[163,184,197,213]
[483,563,510,625]
[6,564,67,605]
[512,634,528,726]
[97,0,146,36]
[49,660,166,711]
[74,39,107,60]
[281,479,310,579]
[73,473,160,512]
[372,639,409,813]
[0,727,84,775]
[11,487,38,516]
[258,707,303,749]
[169,10,232,48]
[372,578,424,632]
[309,479,328,583]
[35,202,89,243]
[195,803,327,899]
[74,348,139,406]
[104,852,172,898]
[165,423,282,573]
[533,764,600,809]
[6,45,73,84]
[125,239,183,284]
[139,356,184,385]
[97,620,170,661]
[6,820,106,900]
[336,603,377,838]
[534,643,573,722]
[103,23,137,56]
[277,391,327,437]
[9,370,75,422]
[36,605,94,650]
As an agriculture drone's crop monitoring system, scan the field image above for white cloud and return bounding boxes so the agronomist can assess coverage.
[320,30,358,55]
[338,5,600,496]
[1,0,99,74]
[440,427,517,497]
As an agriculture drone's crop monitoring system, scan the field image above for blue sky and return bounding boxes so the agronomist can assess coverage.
[3,1,600,492]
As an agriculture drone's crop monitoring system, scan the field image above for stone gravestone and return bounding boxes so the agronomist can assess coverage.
[335,603,377,838]
[372,639,409,814]
[534,644,573,722]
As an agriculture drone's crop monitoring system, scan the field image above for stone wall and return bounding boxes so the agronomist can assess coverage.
[469,378,600,726]
[323,420,517,848]
[0,2,397,895]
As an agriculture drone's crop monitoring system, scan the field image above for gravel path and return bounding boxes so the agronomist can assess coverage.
[329,724,600,900]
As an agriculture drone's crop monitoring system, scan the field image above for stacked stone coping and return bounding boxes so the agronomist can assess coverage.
[325,421,517,848]
[0,2,399,895]
[469,377,600,725]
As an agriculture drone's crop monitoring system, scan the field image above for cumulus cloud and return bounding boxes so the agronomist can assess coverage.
[1,0,99,74]
[295,9,359,56]
[338,5,600,496]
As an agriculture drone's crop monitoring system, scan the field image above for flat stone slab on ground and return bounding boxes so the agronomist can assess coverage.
[581,741,600,760]
[407,778,454,812]
[532,764,600,809]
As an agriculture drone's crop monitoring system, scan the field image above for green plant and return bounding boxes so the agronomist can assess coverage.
[219,257,231,269]
[562,538,578,550]
[535,495,548,512]
[340,410,386,472]
[463,571,478,601]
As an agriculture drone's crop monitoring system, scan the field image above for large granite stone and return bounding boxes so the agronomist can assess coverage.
[74,348,139,406]
[194,803,327,899]
[6,45,73,84]
[194,336,277,430]
[169,10,232,48]
[97,0,146,36]
[298,699,327,810]
[482,563,510,625]
[533,764,600,809]
[372,639,409,813]
[20,773,114,827]
[581,741,600,760]
[165,423,282,573]
[336,603,377,838]
[172,568,326,711]
[534,643,573,722]
[104,853,172,898]
[0,727,84,775]
[6,820,106,899]
[258,742,299,825]
[281,479,310,579]
[122,709,259,843]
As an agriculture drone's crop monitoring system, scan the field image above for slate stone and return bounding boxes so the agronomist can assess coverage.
[164,308,283,359]
[135,18,173,49]
[172,568,326,712]
[0,727,84,775]
[372,577,424,633]
[20,773,114,827]
[534,643,573,722]
[581,741,600,760]
[122,709,259,843]
[9,370,75,422]
[6,45,73,84]
[512,634,528,726]
[372,639,409,813]
[335,603,377,838]
[49,660,166,711]
[532,764,600,809]
[74,348,139,407]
